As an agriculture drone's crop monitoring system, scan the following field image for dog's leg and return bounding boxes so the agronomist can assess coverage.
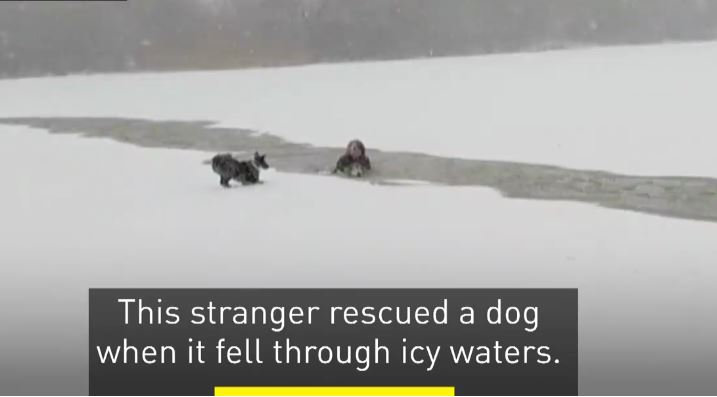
[237,175,256,186]
[220,176,231,188]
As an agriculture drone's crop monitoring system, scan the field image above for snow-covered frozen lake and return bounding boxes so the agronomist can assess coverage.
[1,42,716,394]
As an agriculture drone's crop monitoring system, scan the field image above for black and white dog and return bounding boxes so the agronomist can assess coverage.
[211,152,269,187]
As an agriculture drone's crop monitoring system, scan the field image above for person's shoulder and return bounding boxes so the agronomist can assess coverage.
[360,155,371,167]
[336,153,352,163]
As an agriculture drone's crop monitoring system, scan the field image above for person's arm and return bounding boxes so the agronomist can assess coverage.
[361,156,371,170]
[333,155,350,174]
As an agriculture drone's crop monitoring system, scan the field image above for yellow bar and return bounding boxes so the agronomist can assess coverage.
[214,386,455,396]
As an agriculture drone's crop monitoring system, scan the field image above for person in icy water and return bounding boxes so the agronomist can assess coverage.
[333,139,371,177]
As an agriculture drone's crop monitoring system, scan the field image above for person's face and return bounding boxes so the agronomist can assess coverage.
[348,142,362,159]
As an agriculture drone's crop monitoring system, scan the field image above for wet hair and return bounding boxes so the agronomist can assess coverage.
[346,139,366,157]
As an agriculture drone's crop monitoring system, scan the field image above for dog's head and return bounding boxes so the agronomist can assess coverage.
[253,152,270,169]
[348,162,365,178]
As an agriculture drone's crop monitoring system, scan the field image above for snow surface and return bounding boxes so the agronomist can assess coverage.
[1,42,717,394]
[2,41,717,177]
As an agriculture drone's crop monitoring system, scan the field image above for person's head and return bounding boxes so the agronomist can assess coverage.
[346,139,366,160]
